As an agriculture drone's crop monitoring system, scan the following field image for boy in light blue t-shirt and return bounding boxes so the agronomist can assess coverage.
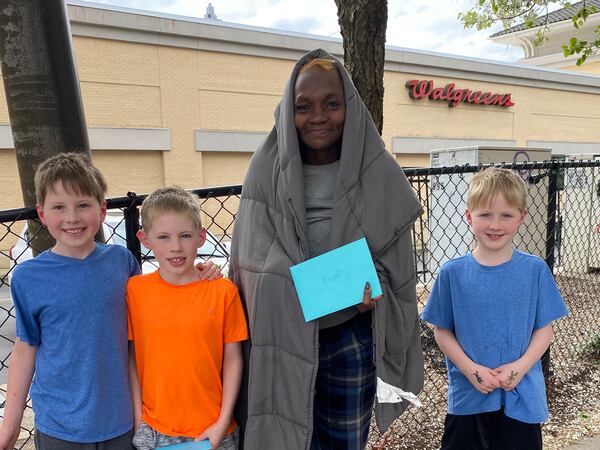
[421,167,568,450]
[0,153,218,450]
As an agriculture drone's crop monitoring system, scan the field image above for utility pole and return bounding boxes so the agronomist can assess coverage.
[0,0,95,254]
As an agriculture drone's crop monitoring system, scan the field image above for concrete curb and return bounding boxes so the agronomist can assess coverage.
[562,436,600,449]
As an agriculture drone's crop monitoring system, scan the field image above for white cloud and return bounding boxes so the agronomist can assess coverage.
[81,0,524,61]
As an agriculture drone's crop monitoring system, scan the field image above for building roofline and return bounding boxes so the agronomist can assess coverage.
[67,0,343,43]
[489,0,600,37]
[67,0,600,93]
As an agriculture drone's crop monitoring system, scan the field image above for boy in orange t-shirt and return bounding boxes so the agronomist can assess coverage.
[127,186,248,450]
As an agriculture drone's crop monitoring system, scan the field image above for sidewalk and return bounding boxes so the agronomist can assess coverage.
[563,436,600,449]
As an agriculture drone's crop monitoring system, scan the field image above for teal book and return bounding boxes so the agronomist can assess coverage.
[290,237,382,321]
[160,440,212,449]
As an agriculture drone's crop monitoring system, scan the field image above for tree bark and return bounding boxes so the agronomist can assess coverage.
[0,0,93,254]
[335,0,387,134]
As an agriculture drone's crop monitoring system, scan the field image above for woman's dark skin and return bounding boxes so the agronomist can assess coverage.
[294,66,346,166]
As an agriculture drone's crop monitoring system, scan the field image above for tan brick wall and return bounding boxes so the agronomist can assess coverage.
[202,152,251,187]
[195,51,291,95]
[0,150,22,256]
[201,152,252,237]
[384,71,600,163]
[0,82,9,123]
[74,37,160,86]
[93,151,165,197]
[1,34,599,219]
[197,90,280,132]
[564,61,600,74]
[383,72,516,149]
[396,154,430,168]
[0,150,22,210]
[81,82,162,128]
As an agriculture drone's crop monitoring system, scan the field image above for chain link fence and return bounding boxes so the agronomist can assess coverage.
[0,160,599,449]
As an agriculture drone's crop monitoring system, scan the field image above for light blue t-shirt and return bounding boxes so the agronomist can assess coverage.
[421,250,568,424]
[11,243,141,442]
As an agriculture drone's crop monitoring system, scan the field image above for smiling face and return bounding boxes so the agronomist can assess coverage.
[137,212,206,285]
[294,66,346,165]
[36,181,106,259]
[466,193,527,265]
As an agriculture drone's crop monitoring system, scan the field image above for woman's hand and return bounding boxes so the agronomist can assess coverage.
[195,260,223,280]
[356,282,382,313]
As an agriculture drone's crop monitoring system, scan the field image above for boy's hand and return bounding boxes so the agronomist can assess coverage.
[196,419,228,449]
[466,364,500,394]
[0,423,20,450]
[494,361,525,390]
[196,260,223,281]
[356,282,382,313]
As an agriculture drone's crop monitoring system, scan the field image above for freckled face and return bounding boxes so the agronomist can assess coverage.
[294,67,346,165]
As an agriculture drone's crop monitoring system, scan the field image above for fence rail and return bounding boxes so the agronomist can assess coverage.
[1,160,599,449]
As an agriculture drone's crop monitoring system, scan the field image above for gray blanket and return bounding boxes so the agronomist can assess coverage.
[230,48,424,450]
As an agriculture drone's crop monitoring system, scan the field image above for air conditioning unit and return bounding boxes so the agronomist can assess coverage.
[560,154,600,274]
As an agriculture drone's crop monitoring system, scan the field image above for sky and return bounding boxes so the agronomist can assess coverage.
[84,0,525,62]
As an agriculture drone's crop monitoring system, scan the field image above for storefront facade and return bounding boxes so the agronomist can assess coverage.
[1,0,600,211]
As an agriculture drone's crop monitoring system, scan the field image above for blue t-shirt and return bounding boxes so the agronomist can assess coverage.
[11,243,141,442]
[421,250,568,424]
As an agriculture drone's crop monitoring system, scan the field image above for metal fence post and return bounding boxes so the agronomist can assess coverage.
[542,161,559,378]
[124,192,142,267]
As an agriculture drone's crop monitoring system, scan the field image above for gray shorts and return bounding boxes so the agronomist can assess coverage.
[132,421,239,450]
[35,428,134,450]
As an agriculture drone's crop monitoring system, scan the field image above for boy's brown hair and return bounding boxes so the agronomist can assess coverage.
[467,167,527,211]
[140,186,203,232]
[34,152,107,205]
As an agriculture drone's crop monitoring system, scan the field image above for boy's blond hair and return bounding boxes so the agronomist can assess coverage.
[35,152,107,205]
[140,186,203,232]
[467,167,527,210]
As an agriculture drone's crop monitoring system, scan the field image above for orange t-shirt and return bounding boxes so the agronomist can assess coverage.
[127,272,248,438]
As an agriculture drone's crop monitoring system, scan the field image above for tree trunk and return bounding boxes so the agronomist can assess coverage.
[335,0,388,134]
[0,0,93,254]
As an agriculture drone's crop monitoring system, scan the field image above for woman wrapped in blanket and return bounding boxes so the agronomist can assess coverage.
[229,48,424,450]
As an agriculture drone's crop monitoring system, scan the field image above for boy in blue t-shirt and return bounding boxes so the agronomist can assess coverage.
[0,153,219,450]
[421,167,568,450]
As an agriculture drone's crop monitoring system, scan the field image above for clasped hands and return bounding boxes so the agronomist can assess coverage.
[468,361,525,394]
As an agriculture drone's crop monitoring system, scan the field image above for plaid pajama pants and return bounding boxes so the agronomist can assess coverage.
[311,312,376,450]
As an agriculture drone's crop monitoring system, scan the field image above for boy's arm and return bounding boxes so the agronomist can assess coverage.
[434,326,500,394]
[128,341,143,431]
[196,342,243,448]
[0,339,36,450]
[495,324,553,390]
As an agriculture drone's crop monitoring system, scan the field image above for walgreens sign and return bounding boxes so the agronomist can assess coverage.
[405,79,515,108]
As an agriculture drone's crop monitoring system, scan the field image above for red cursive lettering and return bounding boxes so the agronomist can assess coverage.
[405,79,514,108]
